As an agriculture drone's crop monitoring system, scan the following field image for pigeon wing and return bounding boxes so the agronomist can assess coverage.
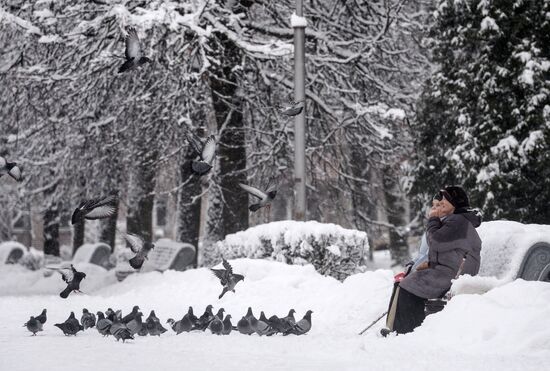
[201,135,216,164]
[85,205,117,220]
[7,164,22,181]
[125,27,142,60]
[222,258,233,274]
[185,132,204,156]
[124,233,144,253]
[211,269,228,285]
[58,268,75,283]
[238,183,267,200]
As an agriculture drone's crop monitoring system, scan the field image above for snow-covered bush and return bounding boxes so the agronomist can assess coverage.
[215,221,370,280]
[18,247,44,271]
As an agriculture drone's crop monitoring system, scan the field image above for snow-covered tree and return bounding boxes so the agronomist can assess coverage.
[413,0,550,223]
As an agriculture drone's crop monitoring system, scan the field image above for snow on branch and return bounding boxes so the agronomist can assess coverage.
[0,6,42,35]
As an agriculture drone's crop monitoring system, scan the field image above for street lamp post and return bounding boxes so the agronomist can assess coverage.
[293,0,307,221]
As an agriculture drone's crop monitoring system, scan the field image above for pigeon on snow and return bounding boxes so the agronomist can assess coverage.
[81,308,96,329]
[222,314,233,335]
[119,27,151,73]
[186,306,198,327]
[54,312,83,336]
[109,313,134,342]
[121,305,141,324]
[195,305,214,331]
[145,310,167,336]
[238,183,277,212]
[186,133,216,176]
[0,155,22,181]
[96,312,112,336]
[71,192,118,225]
[126,311,144,336]
[167,314,193,334]
[35,309,47,325]
[211,258,244,299]
[105,308,116,322]
[24,316,43,336]
[237,316,253,335]
[284,310,313,335]
[47,264,86,298]
[124,233,155,270]
[208,315,223,335]
[250,312,272,336]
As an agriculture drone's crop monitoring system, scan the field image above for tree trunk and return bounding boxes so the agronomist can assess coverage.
[43,204,60,257]
[127,149,157,243]
[176,149,201,267]
[100,204,118,252]
[72,220,85,254]
[208,33,248,237]
[383,168,409,265]
[202,179,224,267]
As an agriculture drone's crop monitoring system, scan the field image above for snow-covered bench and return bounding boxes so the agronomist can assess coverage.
[115,238,196,281]
[426,220,550,316]
[0,241,26,264]
[72,243,113,269]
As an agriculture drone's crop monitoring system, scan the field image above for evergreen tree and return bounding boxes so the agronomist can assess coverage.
[413,0,550,223]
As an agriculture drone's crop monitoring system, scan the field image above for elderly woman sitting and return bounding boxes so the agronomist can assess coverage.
[386,185,482,335]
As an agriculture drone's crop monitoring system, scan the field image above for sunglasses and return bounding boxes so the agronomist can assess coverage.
[434,189,452,202]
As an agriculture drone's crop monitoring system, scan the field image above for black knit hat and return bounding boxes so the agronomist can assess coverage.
[440,185,470,209]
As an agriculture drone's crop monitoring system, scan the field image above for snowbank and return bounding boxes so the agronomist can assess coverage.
[216,221,370,280]
[0,259,548,371]
[477,221,550,280]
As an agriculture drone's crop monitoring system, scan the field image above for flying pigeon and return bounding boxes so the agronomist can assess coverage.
[126,311,144,336]
[96,312,112,336]
[211,258,245,299]
[186,133,216,176]
[71,192,118,225]
[279,99,305,116]
[222,314,233,335]
[81,308,96,329]
[35,309,47,325]
[109,313,134,342]
[23,316,43,336]
[124,233,155,270]
[284,310,313,335]
[121,305,140,324]
[0,156,22,181]
[48,264,86,298]
[195,305,214,331]
[145,310,167,336]
[54,312,83,336]
[118,27,151,73]
[238,183,277,212]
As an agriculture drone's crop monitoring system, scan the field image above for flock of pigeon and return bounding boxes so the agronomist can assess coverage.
[5,26,309,340]
[24,305,313,341]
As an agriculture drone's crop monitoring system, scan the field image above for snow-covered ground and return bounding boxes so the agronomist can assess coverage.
[0,259,549,371]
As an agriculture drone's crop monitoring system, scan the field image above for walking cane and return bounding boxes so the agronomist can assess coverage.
[358,266,412,335]
[358,310,388,335]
